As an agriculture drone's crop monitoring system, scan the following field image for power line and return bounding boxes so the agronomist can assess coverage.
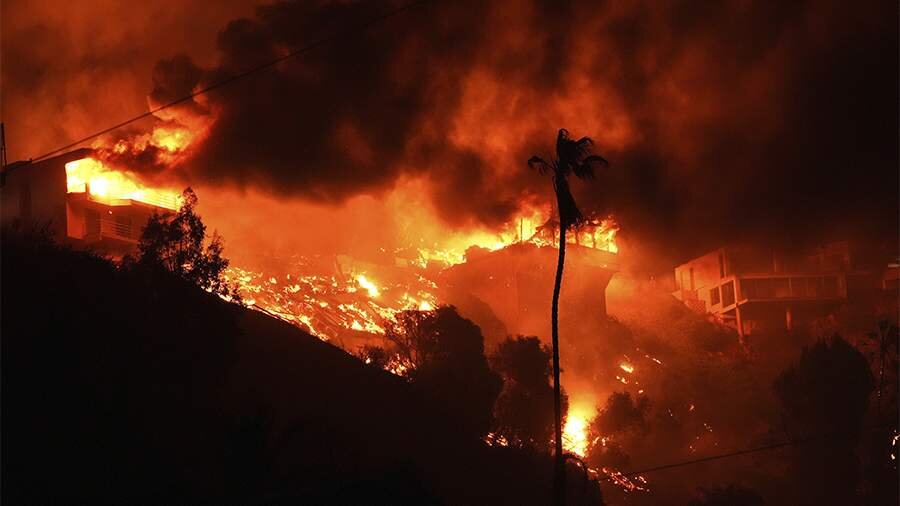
[600,424,895,482]
[30,0,433,163]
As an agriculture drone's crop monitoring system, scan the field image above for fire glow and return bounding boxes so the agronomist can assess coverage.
[356,274,381,297]
[562,404,594,458]
[52,122,636,492]
[65,157,181,210]
[61,124,625,468]
[218,199,618,343]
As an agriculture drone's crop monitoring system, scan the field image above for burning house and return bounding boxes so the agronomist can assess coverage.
[444,236,618,340]
[1,149,180,255]
[224,217,619,352]
[672,241,887,338]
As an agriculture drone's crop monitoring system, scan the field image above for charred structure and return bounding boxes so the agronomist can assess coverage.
[445,241,617,340]
[673,241,896,339]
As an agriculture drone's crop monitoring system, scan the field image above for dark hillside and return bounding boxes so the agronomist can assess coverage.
[1,227,602,504]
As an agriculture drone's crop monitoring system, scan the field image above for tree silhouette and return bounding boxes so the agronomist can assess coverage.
[592,391,650,436]
[528,128,608,505]
[773,335,874,504]
[491,336,567,449]
[586,391,649,470]
[383,306,503,440]
[134,187,237,299]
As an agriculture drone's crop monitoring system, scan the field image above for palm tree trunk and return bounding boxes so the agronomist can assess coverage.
[551,216,567,506]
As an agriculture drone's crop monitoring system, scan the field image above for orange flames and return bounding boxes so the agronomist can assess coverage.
[562,403,594,458]
[62,118,199,210]
[65,157,182,210]
[104,122,204,166]
[415,203,618,267]
[222,207,617,344]
[355,274,381,297]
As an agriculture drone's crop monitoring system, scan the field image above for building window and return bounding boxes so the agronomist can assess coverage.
[718,252,725,278]
[690,267,695,290]
[710,286,721,305]
[722,281,735,306]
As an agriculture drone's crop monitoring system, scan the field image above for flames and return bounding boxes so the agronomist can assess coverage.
[57,123,630,487]
[413,204,618,268]
[63,113,205,211]
[217,200,618,344]
[224,263,439,342]
[65,157,182,210]
[104,121,206,166]
[562,404,594,458]
[355,274,381,297]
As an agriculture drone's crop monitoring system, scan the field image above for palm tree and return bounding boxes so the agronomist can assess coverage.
[528,129,608,506]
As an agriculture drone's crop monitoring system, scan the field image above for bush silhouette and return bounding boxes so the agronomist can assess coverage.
[491,336,565,449]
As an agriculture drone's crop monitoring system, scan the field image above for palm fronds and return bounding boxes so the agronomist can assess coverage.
[531,128,609,229]
[528,156,554,174]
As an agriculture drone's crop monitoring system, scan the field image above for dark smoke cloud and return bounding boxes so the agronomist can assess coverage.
[0,0,260,159]
[4,0,897,262]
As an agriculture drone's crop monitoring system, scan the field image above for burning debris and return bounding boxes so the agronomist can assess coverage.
[220,208,619,348]
[223,261,439,342]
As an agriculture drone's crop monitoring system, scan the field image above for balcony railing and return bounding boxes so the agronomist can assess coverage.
[84,218,138,244]
[739,274,843,300]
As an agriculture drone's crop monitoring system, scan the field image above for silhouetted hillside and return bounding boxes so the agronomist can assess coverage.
[1,227,603,505]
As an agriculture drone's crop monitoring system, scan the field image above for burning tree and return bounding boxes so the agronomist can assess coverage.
[133,187,237,299]
[528,128,609,504]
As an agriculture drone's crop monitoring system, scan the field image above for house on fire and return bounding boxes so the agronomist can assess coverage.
[673,242,890,339]
[1,148,179,255]
[443,240,618,340]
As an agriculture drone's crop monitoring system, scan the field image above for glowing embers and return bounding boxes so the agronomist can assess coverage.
[412,206,619,269]
[529,215,619,254]
[356,274,380,297]
[65,157,181,210]
[225,264,438,343]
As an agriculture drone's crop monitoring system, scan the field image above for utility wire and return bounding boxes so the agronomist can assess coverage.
[30,0,433,163]
[600,424,896,482]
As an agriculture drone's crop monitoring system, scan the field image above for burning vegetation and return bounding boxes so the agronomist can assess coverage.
[2,0,898,504]
[11,132,898,503]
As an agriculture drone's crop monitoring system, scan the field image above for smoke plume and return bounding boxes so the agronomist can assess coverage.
[3,0,897,263]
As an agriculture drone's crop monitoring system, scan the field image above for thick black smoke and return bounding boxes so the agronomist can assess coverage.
[6,0,898,261]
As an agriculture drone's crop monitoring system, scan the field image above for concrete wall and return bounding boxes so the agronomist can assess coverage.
[1,149,93,238]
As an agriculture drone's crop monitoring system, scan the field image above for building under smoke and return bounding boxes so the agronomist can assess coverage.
[673,242,894,339]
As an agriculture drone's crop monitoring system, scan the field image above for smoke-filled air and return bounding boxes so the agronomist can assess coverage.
[2,0,897,504]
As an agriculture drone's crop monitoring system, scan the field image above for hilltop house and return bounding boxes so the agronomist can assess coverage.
[672,242,890,339]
